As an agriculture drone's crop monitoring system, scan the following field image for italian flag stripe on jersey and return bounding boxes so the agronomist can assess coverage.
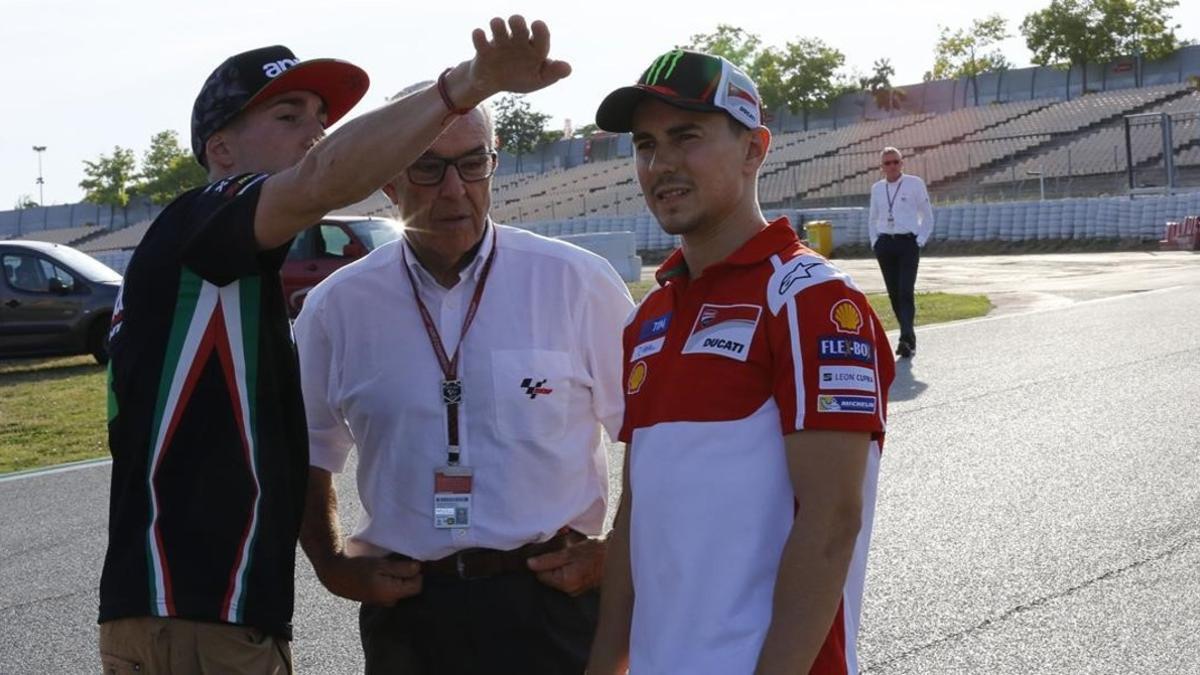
[218,278,263,624]
[143,269,264,620]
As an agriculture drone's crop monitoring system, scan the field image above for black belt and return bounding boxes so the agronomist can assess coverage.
[390,529,585,581]
[878,232,916,238]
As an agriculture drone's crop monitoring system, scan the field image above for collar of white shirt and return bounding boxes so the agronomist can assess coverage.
[402,219,496,289]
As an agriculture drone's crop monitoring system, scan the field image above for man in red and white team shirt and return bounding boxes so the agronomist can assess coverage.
[587,49,896,675]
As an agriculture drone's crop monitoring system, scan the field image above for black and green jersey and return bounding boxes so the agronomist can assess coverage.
[100,173,308,638]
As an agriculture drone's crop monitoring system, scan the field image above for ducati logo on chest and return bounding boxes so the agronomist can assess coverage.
[682,303,762,362]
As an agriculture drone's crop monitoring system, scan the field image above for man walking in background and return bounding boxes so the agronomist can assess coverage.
[868,146,933,358]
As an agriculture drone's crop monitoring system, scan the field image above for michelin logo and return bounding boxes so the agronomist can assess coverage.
[816,395,877,414]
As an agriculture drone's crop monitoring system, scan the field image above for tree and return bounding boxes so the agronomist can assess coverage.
[685,24,762,70]
[135,130,207,205]
[79,146,137,208]
[860,58,906,112]
[768,38,847,130]
[1021,0,1178,93]
[932,14,1011,105]
[1099,0,1181,85]
[14,194,38,210]
[494,95,550,171]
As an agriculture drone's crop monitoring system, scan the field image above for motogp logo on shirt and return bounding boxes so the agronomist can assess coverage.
[520,378,553,399]
[682,303,762,362]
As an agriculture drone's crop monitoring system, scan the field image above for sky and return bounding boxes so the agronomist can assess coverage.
[2,0,1198,209]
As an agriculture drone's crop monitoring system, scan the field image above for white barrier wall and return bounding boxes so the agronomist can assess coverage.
[556,232,642,282]
[507,191,1200,251]
[58,191,1200,276]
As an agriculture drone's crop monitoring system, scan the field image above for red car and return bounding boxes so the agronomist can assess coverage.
[281,216,402,317]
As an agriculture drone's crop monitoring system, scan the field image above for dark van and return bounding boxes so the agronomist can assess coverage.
[0,241,122,364]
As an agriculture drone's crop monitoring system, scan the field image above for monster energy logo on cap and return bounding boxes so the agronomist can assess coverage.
[595,49,762,133]
[643,50,686,86]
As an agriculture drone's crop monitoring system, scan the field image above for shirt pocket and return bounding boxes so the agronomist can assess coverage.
[491,348,572,442]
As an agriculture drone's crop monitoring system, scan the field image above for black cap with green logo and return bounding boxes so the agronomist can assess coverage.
[595,49,762,133]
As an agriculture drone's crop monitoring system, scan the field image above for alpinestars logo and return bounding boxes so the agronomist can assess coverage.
[520,378,554,399]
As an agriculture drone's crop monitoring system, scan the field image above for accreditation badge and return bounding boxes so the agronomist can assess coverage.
[433,465,473,529]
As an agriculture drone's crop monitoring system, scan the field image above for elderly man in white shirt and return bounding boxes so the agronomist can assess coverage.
[293,75,633,674]
[867,146,934,358]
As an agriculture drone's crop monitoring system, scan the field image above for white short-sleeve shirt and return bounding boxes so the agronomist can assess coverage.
[295,223,633,560]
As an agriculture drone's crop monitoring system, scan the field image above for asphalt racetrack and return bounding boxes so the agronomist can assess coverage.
[1,251,1197,673]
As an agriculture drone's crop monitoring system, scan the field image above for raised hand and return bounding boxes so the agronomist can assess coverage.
[464,15,572,99]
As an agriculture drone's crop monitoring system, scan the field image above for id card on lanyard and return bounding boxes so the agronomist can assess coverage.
[403,232,498,530]
[886,178,903,227]
[434,465,473,528]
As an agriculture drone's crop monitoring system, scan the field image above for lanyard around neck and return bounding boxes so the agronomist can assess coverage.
[885,178,904,216]
[403,233,498,465]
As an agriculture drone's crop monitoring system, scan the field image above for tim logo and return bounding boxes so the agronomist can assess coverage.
[262,58,300,78]
[520,378,553,400]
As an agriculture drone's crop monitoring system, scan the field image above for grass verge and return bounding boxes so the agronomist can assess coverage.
[629,280,992,331]
[0,288,989,474]
[0,356,108,474]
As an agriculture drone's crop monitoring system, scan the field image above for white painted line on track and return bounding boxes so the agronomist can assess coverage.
[0,457,111,484]
[910,285,1190,335]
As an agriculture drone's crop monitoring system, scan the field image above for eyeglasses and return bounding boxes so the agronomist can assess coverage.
[407,151,498,186]
[882,159,901,166]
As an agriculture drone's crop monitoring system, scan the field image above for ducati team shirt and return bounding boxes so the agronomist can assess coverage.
[619,218,896,675]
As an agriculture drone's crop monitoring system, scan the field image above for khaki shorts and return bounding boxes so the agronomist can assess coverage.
[99,616,293,675]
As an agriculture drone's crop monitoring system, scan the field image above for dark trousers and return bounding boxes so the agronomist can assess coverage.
[359,572,599,675]
[874,233,920,346]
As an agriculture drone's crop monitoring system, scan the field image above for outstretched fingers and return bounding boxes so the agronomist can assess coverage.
[489,16,510,44]
[530,19,550,57]
[508,15,530,43]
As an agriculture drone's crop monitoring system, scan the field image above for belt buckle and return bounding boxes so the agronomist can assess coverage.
[454,551,486,581]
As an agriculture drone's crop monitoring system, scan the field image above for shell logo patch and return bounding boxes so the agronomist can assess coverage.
[627,360,648,395]
[830,299,863,335]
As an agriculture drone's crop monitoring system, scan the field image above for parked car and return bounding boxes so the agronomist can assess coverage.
[0,240,122,364]
[281,216,403,317]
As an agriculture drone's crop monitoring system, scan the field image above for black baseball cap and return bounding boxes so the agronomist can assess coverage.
[191,45,369,166]
[595,49,762,133]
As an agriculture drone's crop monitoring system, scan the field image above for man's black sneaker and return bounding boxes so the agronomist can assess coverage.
[896,341,913,358]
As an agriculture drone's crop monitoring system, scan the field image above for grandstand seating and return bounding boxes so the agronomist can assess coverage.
[77,220,153,253]
[978,91,1200,183]
[7,224,105,246]
[5,79,1199,260]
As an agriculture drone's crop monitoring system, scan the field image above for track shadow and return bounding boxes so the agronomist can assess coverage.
[888,358,928,402]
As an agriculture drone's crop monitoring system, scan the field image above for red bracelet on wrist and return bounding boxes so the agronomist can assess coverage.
[437,68,474,116]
